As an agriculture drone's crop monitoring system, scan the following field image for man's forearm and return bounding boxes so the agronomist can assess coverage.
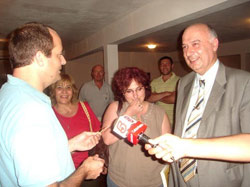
[148,92,171,103]
[185,134,250,162]
[159,92,176,104]
[59,164,88,187]
[50,156,104,187]
[48,167,86,187]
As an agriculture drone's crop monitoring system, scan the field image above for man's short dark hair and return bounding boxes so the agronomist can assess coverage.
[8,22,54,69]
[158,56,173,66]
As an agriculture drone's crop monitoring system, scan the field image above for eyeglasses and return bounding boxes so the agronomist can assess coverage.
[124,86,145,95]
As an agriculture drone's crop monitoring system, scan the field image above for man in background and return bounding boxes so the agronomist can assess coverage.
[79,64,113,121]
[148,56,179,128]
[0,22,104,187]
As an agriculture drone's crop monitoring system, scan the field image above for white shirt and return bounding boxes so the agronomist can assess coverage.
[182,60,219,137]
[79,80,113,120]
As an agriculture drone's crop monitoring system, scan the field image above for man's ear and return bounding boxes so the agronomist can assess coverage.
[212,38,219,52]
[34,51,47,67]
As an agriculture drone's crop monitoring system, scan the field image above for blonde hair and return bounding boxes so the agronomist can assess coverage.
[50,74,78,106]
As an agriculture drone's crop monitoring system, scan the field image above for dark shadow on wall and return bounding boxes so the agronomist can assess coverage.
[0,74,7,89]
[0,58,12,75]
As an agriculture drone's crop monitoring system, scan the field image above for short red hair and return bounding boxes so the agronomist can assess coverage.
[112,67,151,103]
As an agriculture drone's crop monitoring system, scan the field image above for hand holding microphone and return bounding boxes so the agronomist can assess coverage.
[145,133,186,162]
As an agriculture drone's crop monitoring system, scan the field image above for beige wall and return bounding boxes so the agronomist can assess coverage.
[65,51,104,90]
[65,51,183,90]
[65,38,250,90]
[218,39,250,72]
[219,55,241,69]
[1,38,249,90]
[65,51,173,89]
[119,52,169,80]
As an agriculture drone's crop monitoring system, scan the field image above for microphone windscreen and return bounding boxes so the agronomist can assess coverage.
[113,115,137,138]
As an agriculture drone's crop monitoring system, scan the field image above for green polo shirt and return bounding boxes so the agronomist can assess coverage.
[150,73,179,125]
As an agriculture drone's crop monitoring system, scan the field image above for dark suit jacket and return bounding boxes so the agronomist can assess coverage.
[169,63,250,187]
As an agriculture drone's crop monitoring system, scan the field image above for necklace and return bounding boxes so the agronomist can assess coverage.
[65,117,72,130]
[54,103,78,131]
[55,112,73,130]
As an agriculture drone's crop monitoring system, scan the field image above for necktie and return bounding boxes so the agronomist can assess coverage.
[180,79,205,182]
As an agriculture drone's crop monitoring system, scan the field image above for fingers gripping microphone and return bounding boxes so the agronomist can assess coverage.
[113,115,155,146]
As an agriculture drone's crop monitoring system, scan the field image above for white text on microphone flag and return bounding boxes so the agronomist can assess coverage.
[113,115,137,138]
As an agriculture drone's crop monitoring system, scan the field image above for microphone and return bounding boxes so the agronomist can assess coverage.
[113,115,179,187]
[113,115,156,147]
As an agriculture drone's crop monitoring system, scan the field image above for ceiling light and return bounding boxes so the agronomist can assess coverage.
[246,18,250,24]
[147,44,156,49]
[0,38,8,42]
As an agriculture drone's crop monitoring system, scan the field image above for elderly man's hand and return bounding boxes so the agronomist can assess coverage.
[69,131,101,152]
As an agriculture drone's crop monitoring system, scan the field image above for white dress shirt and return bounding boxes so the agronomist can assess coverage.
[182,59,219,137]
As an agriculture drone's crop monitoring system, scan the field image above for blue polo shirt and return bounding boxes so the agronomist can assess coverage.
[0,75,74,186]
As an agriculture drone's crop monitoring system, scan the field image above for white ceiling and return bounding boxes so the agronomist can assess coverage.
[0,0,250,55]
[119,1,250,52]
[0,0,152,52]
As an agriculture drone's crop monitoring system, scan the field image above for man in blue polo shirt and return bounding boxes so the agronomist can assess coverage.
[0,22,104,187]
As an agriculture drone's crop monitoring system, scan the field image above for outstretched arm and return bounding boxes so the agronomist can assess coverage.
[145,133,250,162]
